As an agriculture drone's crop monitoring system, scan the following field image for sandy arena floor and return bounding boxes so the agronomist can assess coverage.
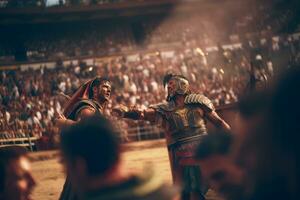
[30,139,222,200]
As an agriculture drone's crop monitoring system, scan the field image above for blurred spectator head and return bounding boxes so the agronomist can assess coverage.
[60,114,121,193]
[0,146,36,200]
[233,68,300,200]
[233,91,271,198]
[195,131,244,200]
[251,67,300,200]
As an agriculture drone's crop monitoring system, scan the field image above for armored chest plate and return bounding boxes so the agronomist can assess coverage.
[166,106,207,140]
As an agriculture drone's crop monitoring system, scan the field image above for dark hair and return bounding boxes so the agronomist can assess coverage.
[238,67,300,200]
[195,131,232,160]
[60,114,120,176]
[238,91,270,119]
[270,68,300,152]
[89,77,111,99]
[163,73,188,87]
[0,146,28,193]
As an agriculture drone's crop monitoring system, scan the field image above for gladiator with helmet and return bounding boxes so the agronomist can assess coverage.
[113,74,231,200]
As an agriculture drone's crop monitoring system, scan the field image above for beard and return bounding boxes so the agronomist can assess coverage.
[166,91,178,101]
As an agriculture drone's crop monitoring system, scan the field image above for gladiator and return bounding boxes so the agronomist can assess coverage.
[56,77,112,200]
[113,74,230,200]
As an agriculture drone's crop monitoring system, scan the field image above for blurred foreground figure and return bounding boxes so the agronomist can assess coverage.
[195,132,244,200]
[0,146,36,200]
[234,67,300,200]
[113,74,230,200]
[57,77,111,200]
[60,114,178,200]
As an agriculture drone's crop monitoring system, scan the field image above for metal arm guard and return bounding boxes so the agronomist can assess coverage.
[184,94,215,112]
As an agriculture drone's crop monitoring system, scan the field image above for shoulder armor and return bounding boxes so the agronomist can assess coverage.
[149,101,176,112]
[68,99,100,119]
[75,99,98,111]
[184,94,215,111]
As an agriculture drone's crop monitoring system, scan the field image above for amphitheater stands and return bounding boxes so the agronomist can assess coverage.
[0,0,299,149]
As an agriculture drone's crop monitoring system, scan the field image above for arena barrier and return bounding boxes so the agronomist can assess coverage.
[0,135,38,151]
[0,103,238,149]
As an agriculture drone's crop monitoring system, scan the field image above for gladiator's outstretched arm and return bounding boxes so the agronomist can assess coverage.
[113,107,157,122]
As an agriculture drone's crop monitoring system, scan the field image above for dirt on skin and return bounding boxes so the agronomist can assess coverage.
[30,139,222,200]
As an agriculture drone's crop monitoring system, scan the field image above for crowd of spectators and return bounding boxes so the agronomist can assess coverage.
[0,22,135,63]
[0,0,211,8]
[2,8,298,64]
[0,0,124,8]
[0,31,295,147]
[0,14,242,63]
[1,8,300,148]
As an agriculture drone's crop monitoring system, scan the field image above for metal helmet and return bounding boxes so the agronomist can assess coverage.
[164,74,190,101]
